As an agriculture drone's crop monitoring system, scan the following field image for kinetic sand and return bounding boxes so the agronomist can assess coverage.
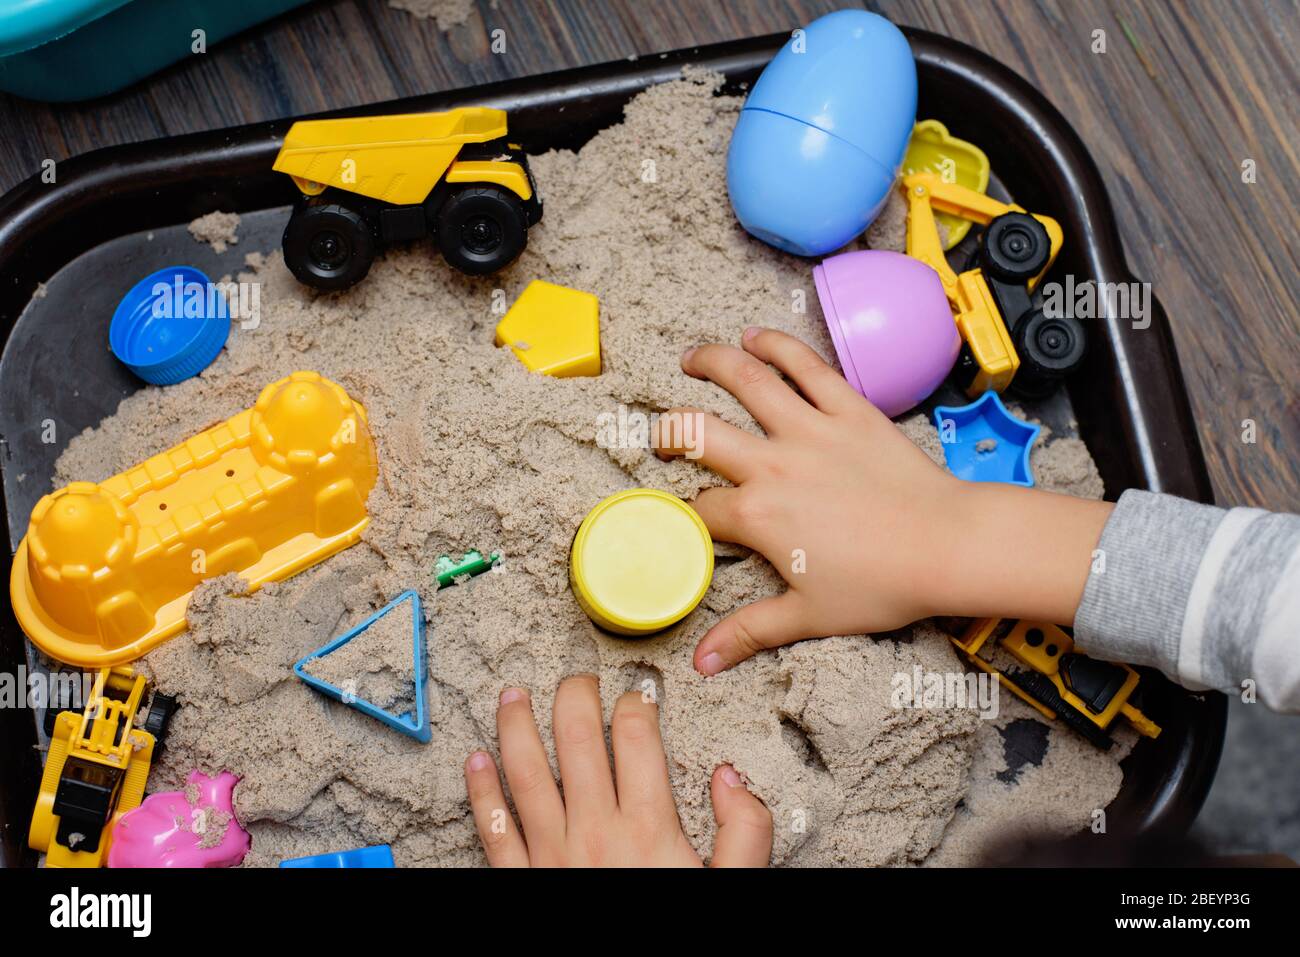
[187,210,241,254]
[54,73,1126,866]
[303,605,419,718]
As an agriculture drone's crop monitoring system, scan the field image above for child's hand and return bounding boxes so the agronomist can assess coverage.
[464,675,772,867]
[657,328,1113,676]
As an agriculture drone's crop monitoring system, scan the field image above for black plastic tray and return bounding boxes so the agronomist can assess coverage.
[0,29,1225,867]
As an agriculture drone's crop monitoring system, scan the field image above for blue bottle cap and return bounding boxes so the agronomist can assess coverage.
[109,266,231,385]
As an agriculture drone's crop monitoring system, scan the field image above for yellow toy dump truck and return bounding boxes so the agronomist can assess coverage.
[29,666,176,867]
[273,106,543,290]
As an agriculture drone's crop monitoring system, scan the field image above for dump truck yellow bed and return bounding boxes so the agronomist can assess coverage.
[273,106,510,206]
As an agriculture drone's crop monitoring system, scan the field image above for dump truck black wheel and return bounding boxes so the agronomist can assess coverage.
[980,213,1051,283]
[437,187,527,275]
[283,202,376,291]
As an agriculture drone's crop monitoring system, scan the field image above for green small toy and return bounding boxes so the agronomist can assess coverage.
[434,550,502,589]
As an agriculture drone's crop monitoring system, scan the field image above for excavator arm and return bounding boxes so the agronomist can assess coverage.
[903,173,1063,292]
[902,173,1065,395]
[904,177,961,298]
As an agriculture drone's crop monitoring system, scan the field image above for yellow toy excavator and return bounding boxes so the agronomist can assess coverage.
[903,172,1085,398]
[273,106,543,291]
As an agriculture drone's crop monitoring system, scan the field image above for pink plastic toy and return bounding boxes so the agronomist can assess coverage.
[813,249,959,417]
[107,770,250,868]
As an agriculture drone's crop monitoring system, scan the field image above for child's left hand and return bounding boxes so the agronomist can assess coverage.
[464,674,772,867]
[653,327,1110,676]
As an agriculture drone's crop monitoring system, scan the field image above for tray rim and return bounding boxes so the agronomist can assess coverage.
[0,26,1226,868]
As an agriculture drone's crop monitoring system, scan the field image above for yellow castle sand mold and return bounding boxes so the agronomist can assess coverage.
[13,372,376,668]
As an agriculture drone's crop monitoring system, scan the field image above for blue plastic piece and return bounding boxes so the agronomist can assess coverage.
[109,266,230,385]
[726,10,917,256]
[279,845,396,869]
[294,590,431,743]
[933,391,1040,487]
[0,0,309,102]
[0,0,129,58]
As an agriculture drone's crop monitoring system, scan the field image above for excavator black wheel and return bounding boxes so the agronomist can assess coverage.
[1010,308,1087,399]
[980,212,1052,283]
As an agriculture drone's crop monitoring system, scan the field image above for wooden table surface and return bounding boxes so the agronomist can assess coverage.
[0,0,1294,510]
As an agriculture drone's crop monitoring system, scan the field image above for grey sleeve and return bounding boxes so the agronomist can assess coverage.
[1073,489,1300,713]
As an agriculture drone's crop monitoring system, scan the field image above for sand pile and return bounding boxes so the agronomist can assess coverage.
[54,72,1124,866]
[187,210,240,254]
[303,600,419,718]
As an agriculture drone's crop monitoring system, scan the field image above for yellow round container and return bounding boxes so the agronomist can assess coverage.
[570,489,714,636]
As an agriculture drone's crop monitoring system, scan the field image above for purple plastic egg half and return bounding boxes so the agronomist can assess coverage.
[813,250,959,417]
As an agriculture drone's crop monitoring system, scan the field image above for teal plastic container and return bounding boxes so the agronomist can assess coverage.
[0,0,309,101]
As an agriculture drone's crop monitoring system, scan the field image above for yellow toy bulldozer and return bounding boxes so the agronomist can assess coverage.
[29,666,176,867]
[953,618,1160,749]
[273,106,543,291]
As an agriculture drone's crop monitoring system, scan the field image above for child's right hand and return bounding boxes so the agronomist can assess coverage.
[656,328,1113,676]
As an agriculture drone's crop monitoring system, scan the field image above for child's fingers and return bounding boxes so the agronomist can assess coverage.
[740,327,863,415]
[689,486,749,546]
[689,486,787,554]
[464,750,530,867]
[552,674,618,825]
[497,687,567,855]
[653,407,767,483]
[681,343,813,435]
[610,691,677,825]
[694,593,807,676]
[708,765,773,867]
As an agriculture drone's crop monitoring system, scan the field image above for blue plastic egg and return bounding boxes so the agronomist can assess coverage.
[727,10,917,256]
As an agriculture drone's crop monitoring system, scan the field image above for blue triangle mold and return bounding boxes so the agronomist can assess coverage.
[293,590,431,743]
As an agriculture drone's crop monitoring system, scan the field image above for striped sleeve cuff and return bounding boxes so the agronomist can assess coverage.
[1074,489,1300,712]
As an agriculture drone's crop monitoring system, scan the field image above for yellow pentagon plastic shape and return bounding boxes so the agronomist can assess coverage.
[9,372,377,668]
[902,119,991,250]
[273,107,510,206]
[570,489,713,636]
[494,280,601,378]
